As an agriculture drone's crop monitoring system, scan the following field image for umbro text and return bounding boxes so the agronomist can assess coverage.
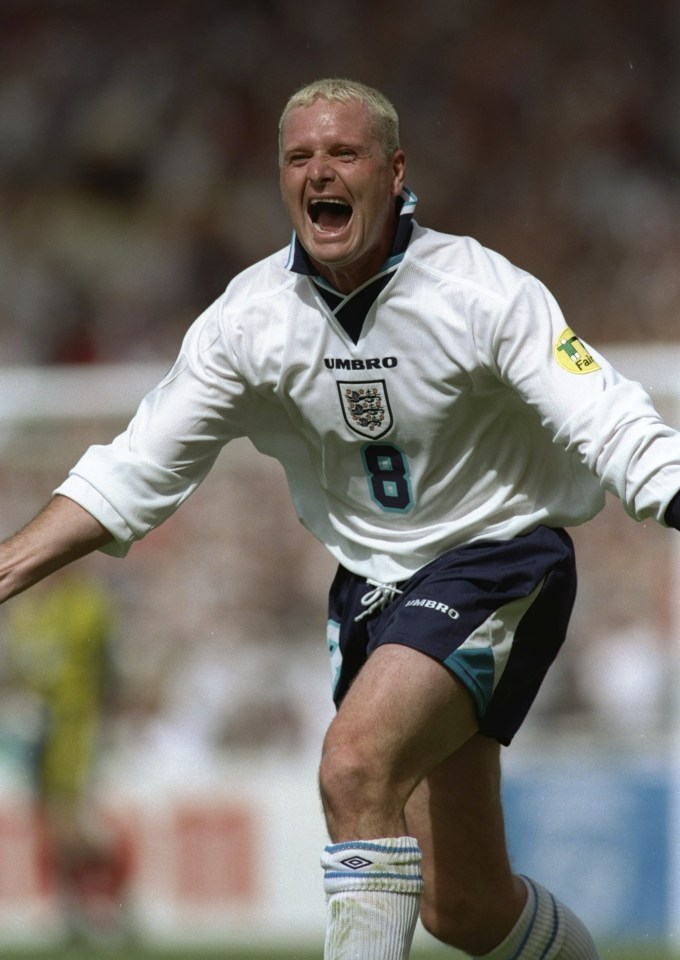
[324,357,398,370]
[405,598,460,619]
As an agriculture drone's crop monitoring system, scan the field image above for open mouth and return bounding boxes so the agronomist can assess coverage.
[308,198,353,232]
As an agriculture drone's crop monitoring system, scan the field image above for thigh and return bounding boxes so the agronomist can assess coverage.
[333,641,479,774]
[405,733,525,951]
[320,643,479,839]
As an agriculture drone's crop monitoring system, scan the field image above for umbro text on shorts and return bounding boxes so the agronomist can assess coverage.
[326,526,577,745]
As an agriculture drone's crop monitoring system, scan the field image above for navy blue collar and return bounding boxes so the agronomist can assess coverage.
[285,187,417,343]
[285,187,417,282]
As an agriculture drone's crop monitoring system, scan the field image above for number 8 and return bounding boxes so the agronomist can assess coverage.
[361,443,413,513]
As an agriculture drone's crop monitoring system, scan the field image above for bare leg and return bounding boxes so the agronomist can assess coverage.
[319,643,479,842]
[405,734,525,955]
[319,643,506,959]
[318,644,598,958]
[406,735,601,958]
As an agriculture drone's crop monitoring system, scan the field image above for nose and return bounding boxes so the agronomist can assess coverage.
[307,152,335,185]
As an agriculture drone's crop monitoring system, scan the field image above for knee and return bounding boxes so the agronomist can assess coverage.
[419,887,508,955]
[319,727,379,812]
[419,887,468,949]
[319,721,409,840]
[419,875,528,955]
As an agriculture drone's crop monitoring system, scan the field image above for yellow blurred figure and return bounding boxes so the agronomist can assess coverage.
[5,573,113,802]
[4,572,130,944]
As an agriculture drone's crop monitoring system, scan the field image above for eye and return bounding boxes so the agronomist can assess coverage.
[286,153,310,167]
[335,147,357,161]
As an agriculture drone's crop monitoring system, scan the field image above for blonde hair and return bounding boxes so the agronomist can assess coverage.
[278,78,400,163]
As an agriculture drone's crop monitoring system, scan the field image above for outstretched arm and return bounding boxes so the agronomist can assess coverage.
[0,495,113,604]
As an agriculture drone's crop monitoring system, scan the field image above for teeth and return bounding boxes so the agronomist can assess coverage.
[309,197,352,226]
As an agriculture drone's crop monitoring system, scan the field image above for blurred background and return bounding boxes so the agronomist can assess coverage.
[0,0,679,953]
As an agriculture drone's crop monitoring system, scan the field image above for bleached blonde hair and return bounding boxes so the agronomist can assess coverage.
[278,78,400,164]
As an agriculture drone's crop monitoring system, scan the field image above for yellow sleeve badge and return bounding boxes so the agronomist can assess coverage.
[554,328,601,374]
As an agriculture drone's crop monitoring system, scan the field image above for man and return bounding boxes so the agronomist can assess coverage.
[1,78,679,959]
[4,572,130,943]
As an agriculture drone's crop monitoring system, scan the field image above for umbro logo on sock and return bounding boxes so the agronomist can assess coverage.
[340,856,373,870]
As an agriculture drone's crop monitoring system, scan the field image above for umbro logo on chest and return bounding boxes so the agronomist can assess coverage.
[324,357,398,370]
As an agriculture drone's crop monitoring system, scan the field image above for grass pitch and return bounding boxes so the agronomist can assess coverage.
[6,944,680,960]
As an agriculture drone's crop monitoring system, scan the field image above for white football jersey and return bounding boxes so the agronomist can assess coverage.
[57,222,680,582]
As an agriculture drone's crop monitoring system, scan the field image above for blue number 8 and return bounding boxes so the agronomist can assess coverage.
[361,443,413,513]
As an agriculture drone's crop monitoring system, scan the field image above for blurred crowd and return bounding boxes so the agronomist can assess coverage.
[0,0,679,366]
[1,1,679,940]
[0,0,678,793]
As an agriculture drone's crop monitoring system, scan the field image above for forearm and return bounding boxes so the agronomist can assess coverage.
[0,495,113,603]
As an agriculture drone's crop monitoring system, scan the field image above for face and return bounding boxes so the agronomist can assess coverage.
[279,98,406,294]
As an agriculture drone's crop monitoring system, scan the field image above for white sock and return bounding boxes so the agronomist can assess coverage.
[322,836,423,960]
[472,876,601,960]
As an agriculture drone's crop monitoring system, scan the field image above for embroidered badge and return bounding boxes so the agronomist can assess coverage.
[554,328,601,374]
[337,380,393,438]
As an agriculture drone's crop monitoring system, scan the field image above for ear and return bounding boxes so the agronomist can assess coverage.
[390,149,406,196]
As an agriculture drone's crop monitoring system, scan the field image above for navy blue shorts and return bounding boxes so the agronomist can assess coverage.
[326,526,577,745]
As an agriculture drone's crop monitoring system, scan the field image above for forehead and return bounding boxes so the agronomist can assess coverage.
[281,98,378,148]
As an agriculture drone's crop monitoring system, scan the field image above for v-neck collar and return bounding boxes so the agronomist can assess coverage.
[285,187,417,344]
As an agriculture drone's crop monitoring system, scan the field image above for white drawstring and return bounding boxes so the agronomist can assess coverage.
[354,579,404,622]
